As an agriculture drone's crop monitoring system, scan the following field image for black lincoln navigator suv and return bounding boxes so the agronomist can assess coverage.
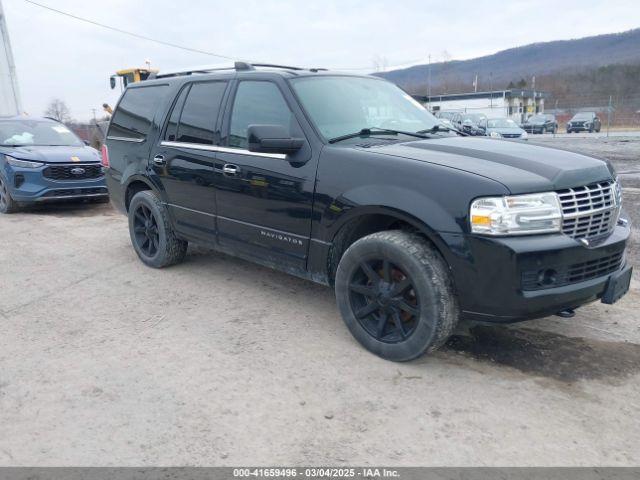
[103,62,632,362]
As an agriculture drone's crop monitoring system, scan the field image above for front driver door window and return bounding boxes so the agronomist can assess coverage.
[214,80,313,270]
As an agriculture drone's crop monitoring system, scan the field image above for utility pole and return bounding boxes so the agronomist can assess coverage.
[554,99,558,137]
[0,0,22,116]
[489,72,493,110]
[427,54,431,106]
[607,95,612,137]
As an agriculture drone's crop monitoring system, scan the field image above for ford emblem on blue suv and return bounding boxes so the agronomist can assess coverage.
[0,116,108,213]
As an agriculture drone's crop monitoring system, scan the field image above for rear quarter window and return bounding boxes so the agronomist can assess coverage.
[108,85,169,141]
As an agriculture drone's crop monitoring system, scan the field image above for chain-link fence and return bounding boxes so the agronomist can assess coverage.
[543,93,640,131]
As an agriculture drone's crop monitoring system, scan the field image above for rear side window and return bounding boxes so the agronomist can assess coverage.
[165,81,227,144]
[108,85,168,141]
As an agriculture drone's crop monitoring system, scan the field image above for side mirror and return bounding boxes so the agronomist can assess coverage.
[83,140,91,146]
[247,125,304,155]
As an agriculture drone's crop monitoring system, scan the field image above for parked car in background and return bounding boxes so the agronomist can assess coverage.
[452,112,487,135]
[104,63,631,362]
[0,116,107,213]
[522,113,558,134]
[438,117,455,129]
[478,117,528,139]
[567,112,601,133]
[434,110,458,122]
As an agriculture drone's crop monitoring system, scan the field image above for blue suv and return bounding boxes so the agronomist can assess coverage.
[0,116,108,213]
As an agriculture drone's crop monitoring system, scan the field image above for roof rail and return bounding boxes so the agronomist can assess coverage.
[156,61,325,79]
[156,64,237,78]
[248,63,305,71]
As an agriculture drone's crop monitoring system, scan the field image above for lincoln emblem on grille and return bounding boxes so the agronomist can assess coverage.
[70,167,86,176]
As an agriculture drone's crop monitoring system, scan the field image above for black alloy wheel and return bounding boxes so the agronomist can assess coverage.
[133,203,160,258]
[335,230,459,361]
[127,190,188,268]
[348,258,420,343]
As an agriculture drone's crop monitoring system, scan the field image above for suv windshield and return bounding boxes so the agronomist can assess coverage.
[0,119,83,147]
[487,118,518,128]
[572,112,594,121]
[290,76,438,140]
[527,114,547,122]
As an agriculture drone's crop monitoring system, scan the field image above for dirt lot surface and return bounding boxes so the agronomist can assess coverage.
[1,137,639,466]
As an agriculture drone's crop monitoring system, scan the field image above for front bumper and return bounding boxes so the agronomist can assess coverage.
[568,124,592,131]
[441,220,631,323]
[2,162,108,203]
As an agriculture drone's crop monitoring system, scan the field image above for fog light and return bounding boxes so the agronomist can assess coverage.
[537,269,558,286]
[14,174,25,188]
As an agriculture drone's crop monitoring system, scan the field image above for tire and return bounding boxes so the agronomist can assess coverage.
[0,175,19,214]
[334,230,459,361]
[128,190,187,268]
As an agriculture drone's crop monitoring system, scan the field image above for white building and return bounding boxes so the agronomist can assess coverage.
[415,89,548,123]
[0,0,22,116]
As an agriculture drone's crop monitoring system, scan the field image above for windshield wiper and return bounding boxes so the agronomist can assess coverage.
[328,127,430,144]
[417,125,469,137]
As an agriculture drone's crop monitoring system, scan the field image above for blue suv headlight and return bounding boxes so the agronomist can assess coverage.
[5,155,44,169]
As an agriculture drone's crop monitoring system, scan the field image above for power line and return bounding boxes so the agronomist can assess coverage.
[24,0,427,73]
[24,0,239,60]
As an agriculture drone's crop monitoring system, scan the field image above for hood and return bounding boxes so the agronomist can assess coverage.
[0,145,101,164]
[362,136,614,194]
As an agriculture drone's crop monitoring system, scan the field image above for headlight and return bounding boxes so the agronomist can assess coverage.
[5,155,44,169]
[489,131,502,138]
[470,192,562,235]
[521,131,528,138]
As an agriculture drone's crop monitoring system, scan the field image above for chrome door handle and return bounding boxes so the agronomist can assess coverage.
[153,155,166,166]
[223,164,240,175]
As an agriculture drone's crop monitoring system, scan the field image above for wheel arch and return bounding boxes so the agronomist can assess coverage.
[325,205,455,286]
[123,175,158,212]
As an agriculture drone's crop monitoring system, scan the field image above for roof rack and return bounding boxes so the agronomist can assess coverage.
[156,61,326,79]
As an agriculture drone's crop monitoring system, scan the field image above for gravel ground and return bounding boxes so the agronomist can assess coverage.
[0,137,639,466]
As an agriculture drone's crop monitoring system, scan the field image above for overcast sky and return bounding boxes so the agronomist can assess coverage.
[3,0,640,121]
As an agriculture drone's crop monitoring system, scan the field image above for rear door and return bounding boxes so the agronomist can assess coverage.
[105,84,169,202]
[149,80,230,243]
[213,78,316,270]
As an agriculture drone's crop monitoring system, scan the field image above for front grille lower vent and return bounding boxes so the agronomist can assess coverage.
[521,251,623,290]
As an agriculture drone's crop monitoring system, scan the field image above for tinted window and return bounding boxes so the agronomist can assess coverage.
[164,85,190,142]
[175,81,227,144]
[291,76,438,140]
[229,81,294,149]
[109,85,168,140]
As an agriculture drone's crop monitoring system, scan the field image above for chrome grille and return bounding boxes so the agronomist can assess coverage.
[557,181,620,240]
